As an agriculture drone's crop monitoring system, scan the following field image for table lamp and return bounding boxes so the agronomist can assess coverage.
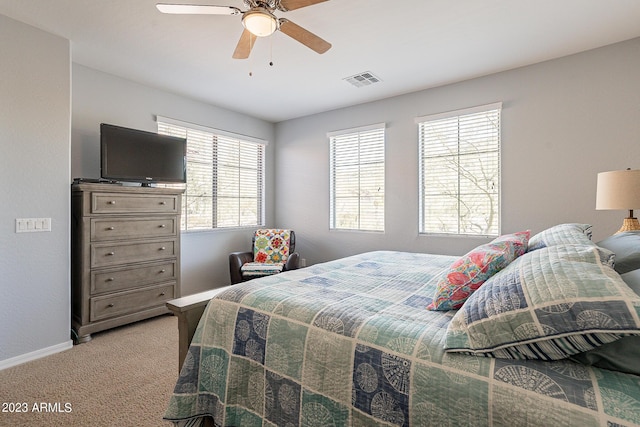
[596,168,640,233]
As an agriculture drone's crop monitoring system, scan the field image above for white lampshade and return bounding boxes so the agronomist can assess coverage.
[243,10,277,37]
[596,169,640,232]
[596,169,640,210]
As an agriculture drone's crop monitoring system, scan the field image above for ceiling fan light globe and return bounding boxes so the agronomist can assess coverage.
[242,9,277,37]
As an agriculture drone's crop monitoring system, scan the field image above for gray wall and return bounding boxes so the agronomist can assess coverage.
[274,37,640,266]
[71,64,276,295]
[0,15,72,365]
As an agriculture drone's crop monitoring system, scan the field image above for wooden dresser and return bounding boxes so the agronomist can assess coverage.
[71,183,183,342]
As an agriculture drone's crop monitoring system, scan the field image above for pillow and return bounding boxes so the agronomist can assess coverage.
[427,231,530,311]
[621,269,640,296]
[444,244,640,360]
[596,231,640,274]
[527,223,593,252]
[572,268,640,375]
[570,335,640,376]
[253,229,291,264]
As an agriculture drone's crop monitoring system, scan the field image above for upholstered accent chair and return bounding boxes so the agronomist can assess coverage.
[229,229,299,284]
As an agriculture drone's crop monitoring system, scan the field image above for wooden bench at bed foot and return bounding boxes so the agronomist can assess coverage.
[165,286,233,372]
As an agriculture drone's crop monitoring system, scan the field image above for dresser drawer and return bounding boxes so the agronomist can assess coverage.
[91,239,176,268]
[91,260,177,294]
[90,283,175,322]
[91,192,179,215]
[91,217,177,241]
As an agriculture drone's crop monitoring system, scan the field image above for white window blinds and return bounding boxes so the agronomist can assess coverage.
[417,103,501,236]
[329,124,385,232]
[157,118,265,231]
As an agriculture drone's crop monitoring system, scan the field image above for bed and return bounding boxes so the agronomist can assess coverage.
[164,224,640,427]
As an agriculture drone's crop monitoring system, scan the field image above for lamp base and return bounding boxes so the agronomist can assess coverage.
[616,217,640,233]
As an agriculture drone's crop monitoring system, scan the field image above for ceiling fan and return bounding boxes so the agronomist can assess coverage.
[156,0,332,59]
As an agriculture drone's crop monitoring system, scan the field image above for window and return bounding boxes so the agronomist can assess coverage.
[417,103,501,236]
[157,117,265,231]
[329,124,385,231]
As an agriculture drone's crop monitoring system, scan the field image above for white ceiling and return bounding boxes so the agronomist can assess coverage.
[2,0,640,122]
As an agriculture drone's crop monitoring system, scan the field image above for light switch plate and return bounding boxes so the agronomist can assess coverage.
[16,218,51,233]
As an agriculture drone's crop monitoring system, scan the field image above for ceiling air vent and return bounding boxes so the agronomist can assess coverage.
[344,71,382,88]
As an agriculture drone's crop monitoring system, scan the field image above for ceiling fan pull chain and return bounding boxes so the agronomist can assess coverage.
[270,36,274,67]
[249,34,255,76]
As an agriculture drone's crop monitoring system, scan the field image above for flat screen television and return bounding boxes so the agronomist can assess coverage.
[100,123,187,186]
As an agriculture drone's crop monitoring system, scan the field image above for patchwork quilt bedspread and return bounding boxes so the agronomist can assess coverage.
[164,251,640,427]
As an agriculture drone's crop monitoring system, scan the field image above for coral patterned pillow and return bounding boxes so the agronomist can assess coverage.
[253,229,291,264]
[427,231,530,311]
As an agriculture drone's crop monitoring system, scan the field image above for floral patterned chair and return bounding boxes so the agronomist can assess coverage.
[229,229,299,284]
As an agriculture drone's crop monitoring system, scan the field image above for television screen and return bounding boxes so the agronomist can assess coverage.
[100,123,186,185]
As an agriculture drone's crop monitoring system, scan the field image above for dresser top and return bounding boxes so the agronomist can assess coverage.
[72,182,184,195]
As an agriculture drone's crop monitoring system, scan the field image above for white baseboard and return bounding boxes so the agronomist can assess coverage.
[0,340,73,371]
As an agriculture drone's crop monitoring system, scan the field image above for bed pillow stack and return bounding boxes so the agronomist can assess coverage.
[427,230,530,311]
[443,223,640,366]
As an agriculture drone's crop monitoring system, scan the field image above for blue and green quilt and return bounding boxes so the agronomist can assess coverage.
[164,251,640,427]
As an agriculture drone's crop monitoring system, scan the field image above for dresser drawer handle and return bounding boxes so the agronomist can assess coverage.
[159,292,166,296]
[107,226,115,230]
[159,247,166,251]
[108,200,116,205]
[106,277,115,282]
[106,251,115,256]
[107,303,115,308]
[159,269,166,273]
[159,224,166,228]
[160,201,167,205]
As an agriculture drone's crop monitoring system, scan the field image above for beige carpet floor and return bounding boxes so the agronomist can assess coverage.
[0,315,180,427]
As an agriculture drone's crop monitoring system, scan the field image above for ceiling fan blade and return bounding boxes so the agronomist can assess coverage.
[156,3,241,15]
[278,0,329,12]
[233,29,257,59]
[278,19,331,54]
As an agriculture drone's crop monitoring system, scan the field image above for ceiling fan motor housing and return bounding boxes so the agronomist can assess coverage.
[244,0,278,10]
